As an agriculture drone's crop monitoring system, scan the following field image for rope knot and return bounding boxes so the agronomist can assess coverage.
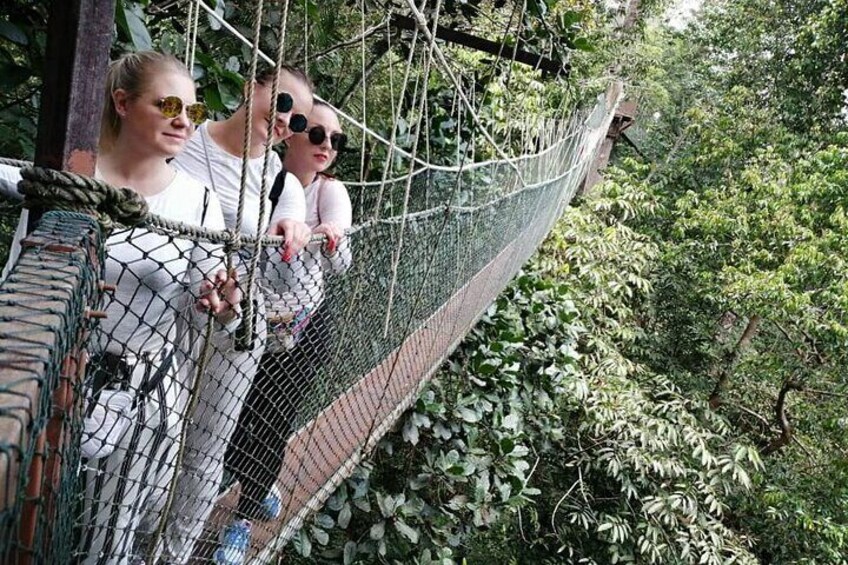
[18,166,149,232]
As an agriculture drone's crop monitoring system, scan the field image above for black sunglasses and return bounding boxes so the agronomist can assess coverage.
[306,126,347,151]
[276,92,293,113]
[274,92,307,133]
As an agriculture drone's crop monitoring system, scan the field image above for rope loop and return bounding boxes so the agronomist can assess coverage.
[17,166,149,232]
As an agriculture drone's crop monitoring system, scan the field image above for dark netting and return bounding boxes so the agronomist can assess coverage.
[0,88,617,563]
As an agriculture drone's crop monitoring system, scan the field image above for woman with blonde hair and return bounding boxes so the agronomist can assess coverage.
[67,50,238,563]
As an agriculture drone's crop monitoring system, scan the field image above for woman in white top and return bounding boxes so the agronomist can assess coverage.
[151,65,315,564]
[59,51,239,564]
[223,100,352,557]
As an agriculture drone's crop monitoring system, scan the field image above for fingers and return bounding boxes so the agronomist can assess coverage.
[314,222,342,254]
[196,269,241,318]
[273,219,311,262]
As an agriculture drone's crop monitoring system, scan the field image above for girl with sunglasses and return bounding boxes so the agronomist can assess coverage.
[60,51,240,563]
[150,65,316,564]
[222,100,352,559]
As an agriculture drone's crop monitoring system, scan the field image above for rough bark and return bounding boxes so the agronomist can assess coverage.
[709,314,761,409]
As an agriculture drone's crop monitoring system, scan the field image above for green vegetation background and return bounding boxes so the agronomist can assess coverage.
[0,0,846,562]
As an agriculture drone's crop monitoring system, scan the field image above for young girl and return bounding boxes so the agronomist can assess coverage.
[221,100,352,563]
[153,65,315,564]
[66,51,238,563]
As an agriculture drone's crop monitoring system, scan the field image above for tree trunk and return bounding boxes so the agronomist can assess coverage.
[709,314,761,409]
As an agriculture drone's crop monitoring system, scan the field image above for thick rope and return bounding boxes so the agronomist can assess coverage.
[17,166,149,232]
[243,0,292,351]
[382,0,439,337]
[183,0,195,64]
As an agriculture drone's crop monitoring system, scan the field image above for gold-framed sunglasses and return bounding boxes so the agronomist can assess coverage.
[155,96,209,125]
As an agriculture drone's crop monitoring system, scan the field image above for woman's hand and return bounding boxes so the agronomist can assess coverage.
[269,218,311,262]
[197,268,242,323]
[313,222,343,255]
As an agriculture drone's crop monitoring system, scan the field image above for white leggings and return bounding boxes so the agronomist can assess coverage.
[77,353,181,564]
[146,300,267,563]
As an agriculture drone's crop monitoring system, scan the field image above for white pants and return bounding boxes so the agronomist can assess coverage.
[78,354,182,564]
[149,299,267,563]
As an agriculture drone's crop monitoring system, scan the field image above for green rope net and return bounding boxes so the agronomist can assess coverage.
[0,12,620,563]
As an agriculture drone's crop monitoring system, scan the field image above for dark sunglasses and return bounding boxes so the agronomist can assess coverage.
[156,96,208,125]
[306,126,347,151]
[275,92,308,133]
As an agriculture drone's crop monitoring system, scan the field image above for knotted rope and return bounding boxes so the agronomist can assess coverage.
[17,166,149,232]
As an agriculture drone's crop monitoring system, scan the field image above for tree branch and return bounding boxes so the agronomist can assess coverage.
[337,40,390,109]
[709,314,761,409]
[761,378,803,457]
[293,18,389,66]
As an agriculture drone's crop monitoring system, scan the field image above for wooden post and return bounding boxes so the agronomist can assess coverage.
[18,0,115,561]
[34,0,115,175]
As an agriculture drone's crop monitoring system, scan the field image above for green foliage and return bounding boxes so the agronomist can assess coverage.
[613,3,848,562]
[284,176,760,564]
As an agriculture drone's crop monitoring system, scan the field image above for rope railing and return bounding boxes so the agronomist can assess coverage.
[0,82,620,562]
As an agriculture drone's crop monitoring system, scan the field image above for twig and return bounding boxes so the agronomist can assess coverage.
[801,388,848,399]
[293,18,388,65]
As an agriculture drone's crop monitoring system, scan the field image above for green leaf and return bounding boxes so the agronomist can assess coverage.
[292,528,312,557]
[311,526,329,546]
[315,513,335,529]
[571,37,594,52]
[502,413,520,430]
[0,21,28,45]
[369,520,386,540]
[456,407,482,423]
[343,541,357,565]
[337,502,352,529]
[203,84,225,113]
[394,519,420,544]
[116,2,152,51]
[402,419,420,445]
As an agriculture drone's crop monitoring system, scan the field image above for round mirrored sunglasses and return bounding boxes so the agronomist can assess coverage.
[306,126,347,151]
[156,96,208,126]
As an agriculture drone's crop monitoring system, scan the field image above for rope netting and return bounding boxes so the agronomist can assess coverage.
[0,0,621,562]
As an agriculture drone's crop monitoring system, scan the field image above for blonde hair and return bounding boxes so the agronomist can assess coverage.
[100,51,192,151]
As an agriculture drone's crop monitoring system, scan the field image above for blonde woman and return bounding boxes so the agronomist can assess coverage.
[68,51,238,563]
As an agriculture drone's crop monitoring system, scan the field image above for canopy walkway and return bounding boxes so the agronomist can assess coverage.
[0,0,622,562]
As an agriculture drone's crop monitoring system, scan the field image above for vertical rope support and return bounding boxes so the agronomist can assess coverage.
[358,0,368,184]
[381,0,440,337]
[232,0,267,346]
[303,0,309,75]
[183,0,196,65]
[369,19,421,220]
[244,0,292,353]
[188,0,202,71]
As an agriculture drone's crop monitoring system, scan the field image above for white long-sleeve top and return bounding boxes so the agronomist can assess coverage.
[99,170,227,356]
[265,175,353,318]
[0,164,26,282]
[171,123,306,235]
[1,166,227,357]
